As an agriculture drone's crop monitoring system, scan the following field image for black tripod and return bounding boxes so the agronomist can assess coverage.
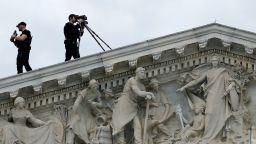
[80,25,112,52]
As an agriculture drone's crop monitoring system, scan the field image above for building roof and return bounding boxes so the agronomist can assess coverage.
[0,23,256,95]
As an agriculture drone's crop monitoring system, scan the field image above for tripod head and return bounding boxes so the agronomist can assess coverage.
[72,14,112,52]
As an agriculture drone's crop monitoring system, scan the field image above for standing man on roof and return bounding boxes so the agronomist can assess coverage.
[64,14,85,61]
[10,22,33,74]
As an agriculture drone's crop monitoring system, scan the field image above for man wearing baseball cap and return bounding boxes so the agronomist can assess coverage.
[10,22,32,74]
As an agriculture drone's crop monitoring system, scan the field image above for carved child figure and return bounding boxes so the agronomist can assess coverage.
[181,102,205,142]
[95,89,115,126]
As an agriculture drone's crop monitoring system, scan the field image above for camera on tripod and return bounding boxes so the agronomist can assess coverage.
[75,15,88,27]
[70,14,112,52]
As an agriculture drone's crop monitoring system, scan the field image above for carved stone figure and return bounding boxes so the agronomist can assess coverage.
[146,78,174,143]
[66,79,101,144]
[177,55,240,143]
[1,97,62,144]
[112,67,155,144]
[181,102,205,143]
[91,89,115,144]
[96,89,115,126]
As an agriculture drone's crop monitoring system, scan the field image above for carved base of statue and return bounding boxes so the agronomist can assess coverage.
[2,122,56,144]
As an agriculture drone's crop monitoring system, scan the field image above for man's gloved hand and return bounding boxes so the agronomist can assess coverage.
[10,30,17,42]
[10,35,16,42]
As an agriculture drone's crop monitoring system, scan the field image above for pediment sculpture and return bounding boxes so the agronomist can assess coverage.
[0,97,63,144]
[1,58,255,144]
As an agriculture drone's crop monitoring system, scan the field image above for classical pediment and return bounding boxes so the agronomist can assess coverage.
[0,23,256,143]
[0,23,255,97]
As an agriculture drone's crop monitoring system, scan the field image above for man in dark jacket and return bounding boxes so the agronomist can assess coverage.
[10,22,32,74]
[64,14,84,61]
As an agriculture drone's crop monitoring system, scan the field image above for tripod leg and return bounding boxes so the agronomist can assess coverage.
[86,25,112,50]
[85,26,106,51]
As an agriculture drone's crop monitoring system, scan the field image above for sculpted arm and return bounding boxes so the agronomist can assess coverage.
[73,90,85,113]
[88,97,103,108]
[177,73,207,92]
[127,79,153,98]
[131,84,154,99]
[27,111,46,127]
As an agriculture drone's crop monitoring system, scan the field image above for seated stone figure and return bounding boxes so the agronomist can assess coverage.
[181,102,205,142]
[147,78,174,143]
[1,97,61,144]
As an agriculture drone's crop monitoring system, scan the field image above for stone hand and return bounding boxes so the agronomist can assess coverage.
[45,121,52,125]
[25,114,30,119]
[145,95,152,100]
[150,120,160,128]
[146,93,155,100]
[223,85,234,97]
[151,95,155,100]
[223,91,228,97]
[88,100,95,105]
[176,87,185,92]
[88,100,100,107]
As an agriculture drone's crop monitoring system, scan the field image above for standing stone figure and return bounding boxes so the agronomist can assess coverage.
[147,78,174,143]
[112,67,155,144]
[177,55,239,143]
[66,79,101,144]
[2,97,61,144]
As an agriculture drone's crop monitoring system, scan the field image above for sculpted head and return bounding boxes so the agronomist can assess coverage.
[149,78,160,91]
[211,55,220,67]
[88,79,99,91]
[135,67,146,80]
[194,102,205,114]
[103,89,114,99]
[14,97,25,109]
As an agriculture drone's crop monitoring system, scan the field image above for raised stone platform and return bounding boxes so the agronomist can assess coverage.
[0,23,256,144]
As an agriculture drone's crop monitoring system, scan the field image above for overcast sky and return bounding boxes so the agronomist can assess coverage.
[0,0,255,78]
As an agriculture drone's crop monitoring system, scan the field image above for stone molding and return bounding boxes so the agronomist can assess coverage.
[105,65,114,75]
[57,77,67,86]
[0,48,255,115]
[129,59,138,68]
[152,52,162,63]
[199,41,207,49]
[1,23,256,94]
[33,84,42,92]
[0,24,256,116]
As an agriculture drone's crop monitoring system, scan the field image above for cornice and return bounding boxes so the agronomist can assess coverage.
[0,23,256,95]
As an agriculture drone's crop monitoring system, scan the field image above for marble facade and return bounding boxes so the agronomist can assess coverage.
[0,23,256,143]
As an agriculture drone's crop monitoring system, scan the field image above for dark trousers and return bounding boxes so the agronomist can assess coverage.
[65,40,80,61]
[17,51,32,74]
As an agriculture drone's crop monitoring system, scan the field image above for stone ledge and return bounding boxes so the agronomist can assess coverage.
[0,23,256,95]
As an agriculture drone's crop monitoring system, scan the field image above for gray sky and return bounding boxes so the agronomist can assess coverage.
[0,0,255,78]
